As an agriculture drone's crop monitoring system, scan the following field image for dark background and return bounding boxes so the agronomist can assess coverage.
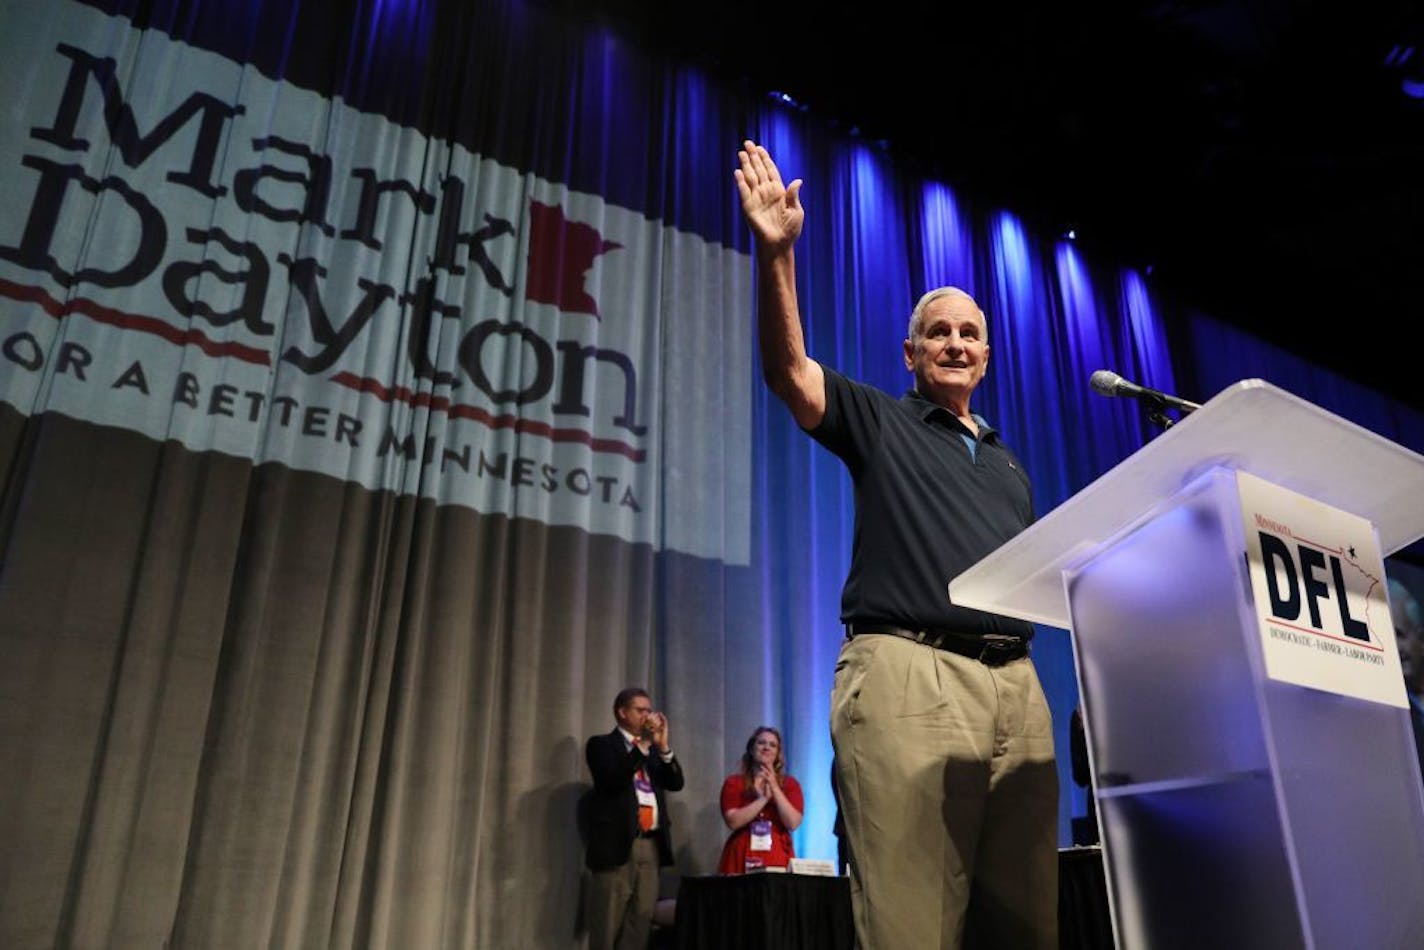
[540,0,1424,411]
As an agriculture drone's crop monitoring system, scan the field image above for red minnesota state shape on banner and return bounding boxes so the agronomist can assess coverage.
[525,200,623,318]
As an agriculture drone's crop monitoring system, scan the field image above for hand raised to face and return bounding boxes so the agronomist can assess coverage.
[647,712,669,749]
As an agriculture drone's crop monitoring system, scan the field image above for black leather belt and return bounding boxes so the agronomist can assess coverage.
[846,623,1028,666]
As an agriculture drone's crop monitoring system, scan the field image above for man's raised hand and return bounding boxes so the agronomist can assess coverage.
[734,139,804,252]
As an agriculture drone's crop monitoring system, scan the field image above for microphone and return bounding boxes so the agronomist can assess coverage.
[1090,370,1201,414]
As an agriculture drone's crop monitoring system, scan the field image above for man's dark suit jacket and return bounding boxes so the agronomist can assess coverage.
[583,729,685,871]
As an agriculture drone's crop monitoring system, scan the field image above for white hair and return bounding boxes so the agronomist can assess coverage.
[906,286,986,342]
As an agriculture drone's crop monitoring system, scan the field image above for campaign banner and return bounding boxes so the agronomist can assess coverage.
[1239,470,1406,707]
[0,1,753,563]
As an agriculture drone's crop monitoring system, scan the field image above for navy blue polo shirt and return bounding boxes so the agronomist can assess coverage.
[808,366,1036,639]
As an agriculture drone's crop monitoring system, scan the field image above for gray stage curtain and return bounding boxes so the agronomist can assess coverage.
[0,406,735,947]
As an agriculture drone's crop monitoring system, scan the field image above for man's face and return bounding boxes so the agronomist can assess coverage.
[903,294,989,408]
[616,695,654,735]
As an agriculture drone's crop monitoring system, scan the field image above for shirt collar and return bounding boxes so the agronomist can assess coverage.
[902,388,994,438]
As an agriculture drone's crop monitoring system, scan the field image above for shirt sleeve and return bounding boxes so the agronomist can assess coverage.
[808,365,893,475]
[719,774,745,813]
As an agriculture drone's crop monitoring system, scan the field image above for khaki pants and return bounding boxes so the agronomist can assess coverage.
[831,634,1058,950]
[587,837,660,950]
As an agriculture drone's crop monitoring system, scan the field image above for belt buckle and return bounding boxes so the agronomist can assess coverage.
[977,636,1018,665]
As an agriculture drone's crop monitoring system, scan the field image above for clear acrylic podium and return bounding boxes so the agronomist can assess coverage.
[950,379,1424,949]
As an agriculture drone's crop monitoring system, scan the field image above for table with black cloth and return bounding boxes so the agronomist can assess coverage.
[672,847,1113,950]
[673,872,853,950]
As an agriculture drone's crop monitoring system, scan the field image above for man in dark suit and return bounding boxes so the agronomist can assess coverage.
[584,687,684,950]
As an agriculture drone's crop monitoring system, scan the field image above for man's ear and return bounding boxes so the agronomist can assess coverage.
[903,338,915,371]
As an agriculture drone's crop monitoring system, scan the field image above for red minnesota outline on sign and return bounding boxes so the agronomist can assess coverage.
[524,200,622,317]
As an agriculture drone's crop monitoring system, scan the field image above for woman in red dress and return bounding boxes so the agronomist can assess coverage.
[716,726,804,873]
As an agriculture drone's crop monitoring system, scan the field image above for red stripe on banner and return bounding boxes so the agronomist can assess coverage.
[0,278,273,365]
[330,371,647,462]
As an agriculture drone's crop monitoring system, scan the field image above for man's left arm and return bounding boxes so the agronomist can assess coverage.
[650,753,684,792]
[648,713,685,792]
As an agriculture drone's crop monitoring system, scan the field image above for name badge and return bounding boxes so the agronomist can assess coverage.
[750,819,772,851]
[635,773,656,807]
